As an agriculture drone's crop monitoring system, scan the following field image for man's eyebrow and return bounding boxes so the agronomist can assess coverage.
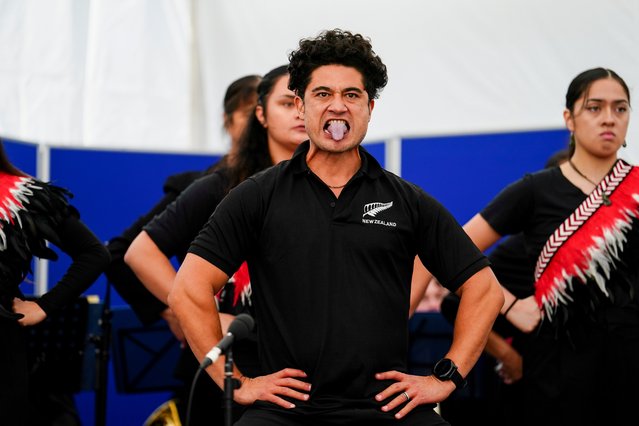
[311,86,331,93]
[310,86,364,93]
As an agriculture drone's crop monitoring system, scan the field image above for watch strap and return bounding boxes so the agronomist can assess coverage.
[449,368,467,389]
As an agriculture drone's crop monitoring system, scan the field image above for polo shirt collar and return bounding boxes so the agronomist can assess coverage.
[288,140,385,181]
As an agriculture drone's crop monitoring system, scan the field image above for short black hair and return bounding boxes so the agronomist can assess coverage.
[288,29,388,100]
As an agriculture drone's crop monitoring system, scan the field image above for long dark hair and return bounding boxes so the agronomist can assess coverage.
[0,139,28,177]
[565,68,631,156]
[225,65,289,192]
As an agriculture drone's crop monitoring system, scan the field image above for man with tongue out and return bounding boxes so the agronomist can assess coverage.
[169,29,503,426]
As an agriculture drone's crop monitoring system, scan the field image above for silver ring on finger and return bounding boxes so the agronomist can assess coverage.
[402,391,410,402]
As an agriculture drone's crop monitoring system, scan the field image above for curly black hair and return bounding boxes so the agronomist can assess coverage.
[287,29,388,100]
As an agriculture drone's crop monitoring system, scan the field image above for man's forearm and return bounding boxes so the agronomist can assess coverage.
[168,253,233,388]
[446,268,503,377]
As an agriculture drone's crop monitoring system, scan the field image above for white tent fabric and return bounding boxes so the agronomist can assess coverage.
[82,0,193,150]
[0,0,638,163]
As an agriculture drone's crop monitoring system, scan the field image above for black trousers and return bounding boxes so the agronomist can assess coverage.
[234,405,450,426]
[0,319,29,426]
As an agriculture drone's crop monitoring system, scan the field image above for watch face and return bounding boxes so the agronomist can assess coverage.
[434,358,455,379]
[434,358,467,388]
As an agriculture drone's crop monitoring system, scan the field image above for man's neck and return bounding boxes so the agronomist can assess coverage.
[306,145,361,189]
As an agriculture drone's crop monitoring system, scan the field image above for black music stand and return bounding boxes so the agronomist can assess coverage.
[27,297,90,392]
[110,306,182,394]
[26,296,95,424]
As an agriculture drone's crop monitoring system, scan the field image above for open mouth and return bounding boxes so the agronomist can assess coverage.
[324,119,350,141]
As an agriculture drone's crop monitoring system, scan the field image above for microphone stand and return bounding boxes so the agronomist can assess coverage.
[223,347,241,426]
[93,280,112,426]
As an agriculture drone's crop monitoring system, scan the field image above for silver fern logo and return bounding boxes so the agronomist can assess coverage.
[362,201,396,227]
[363,201,393,217]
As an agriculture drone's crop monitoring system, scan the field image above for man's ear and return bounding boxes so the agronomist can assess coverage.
[255,105,267,128]
[368,99,375,122]
[295,96,305,119]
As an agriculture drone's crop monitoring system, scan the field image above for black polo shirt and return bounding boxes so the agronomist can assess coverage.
[144,169,228,263]
[190,141,488,418]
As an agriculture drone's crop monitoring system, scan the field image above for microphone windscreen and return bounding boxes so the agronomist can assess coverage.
[228,313,255,340]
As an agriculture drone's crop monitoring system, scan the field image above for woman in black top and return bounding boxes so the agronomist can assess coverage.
[463,68,638,425]
[0,139,110,425]
[124,65,307,425]
[104,74,261,326]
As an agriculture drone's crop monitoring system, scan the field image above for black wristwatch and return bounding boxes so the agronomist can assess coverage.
[433,358,467,389]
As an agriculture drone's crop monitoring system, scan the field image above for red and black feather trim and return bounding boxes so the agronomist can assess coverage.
[1,172,74,299]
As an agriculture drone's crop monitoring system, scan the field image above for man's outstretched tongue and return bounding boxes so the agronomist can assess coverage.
[327,121,347,141]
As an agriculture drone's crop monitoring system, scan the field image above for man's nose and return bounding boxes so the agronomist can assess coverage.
[329,94,348,112]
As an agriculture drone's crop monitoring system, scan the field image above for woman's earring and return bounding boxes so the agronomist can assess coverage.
[623,140,627,148]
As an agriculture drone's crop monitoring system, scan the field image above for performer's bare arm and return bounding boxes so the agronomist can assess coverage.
[168,253,311,408]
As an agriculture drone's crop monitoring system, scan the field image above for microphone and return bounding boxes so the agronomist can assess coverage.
[200,313,254,368]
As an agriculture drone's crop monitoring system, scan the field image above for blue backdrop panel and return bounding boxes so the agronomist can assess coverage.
[363,140,385,168]
[46,147,219,304]
[401,129,569,225]
[2,137,38,176]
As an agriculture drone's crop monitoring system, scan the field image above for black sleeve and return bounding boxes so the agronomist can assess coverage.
[105,190,180,323]
[104,172,202,324]
[480,174,535,237]
[163,170,205,194]
[105,199,173,325]
[36,214,111,315]
[145,172,228,262]
[416,190,490,293]
[188,178,262,277]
